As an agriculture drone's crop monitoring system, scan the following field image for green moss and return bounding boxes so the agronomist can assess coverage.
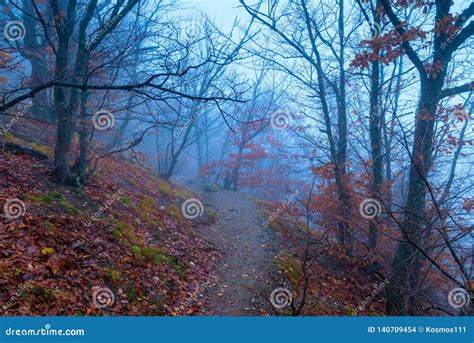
[103,268,123,283]
[29,143,53,156]
[120,197,133,207]
[3,131,15,142]
[127,281,138,302]
[43,221,59,234]
[158,183,174,197]
[176,190,193,200]
[127,178,141,188]
[140,196,157,213]
[59,199,79,215]
[50,288,67,298]
[25,193,52,205]
[142,246,165,264]
[205,183,219,192]
[3,133,52,156]
[31,286,58,304]
[267,217,285,232]
[142,246,186,277]
[207,211,217,223]
[130,245,142,257]
[167,204,183,221]
[112,221,141,244]
[138,196,165,226]
[152,301,166,315]
[41,247,54,255]
[50,192,63,200]
[297,220,310,233]
[274,250,302,287]
[26,192,81,216]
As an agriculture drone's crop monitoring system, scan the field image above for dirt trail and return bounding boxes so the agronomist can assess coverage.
[190,185,283,315]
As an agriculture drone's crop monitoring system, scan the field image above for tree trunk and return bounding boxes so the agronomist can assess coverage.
[53,33,75,184]
[22,0,51,120]
[368,6,383,249]
[387,80,441,315]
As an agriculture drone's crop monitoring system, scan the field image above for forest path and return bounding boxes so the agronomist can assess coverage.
[187,182,282,315]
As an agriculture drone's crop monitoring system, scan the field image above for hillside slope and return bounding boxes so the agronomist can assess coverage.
[1,132,220,316]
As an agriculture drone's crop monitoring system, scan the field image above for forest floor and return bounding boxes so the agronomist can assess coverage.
[188,184,284,315]
[1,124,387,316]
